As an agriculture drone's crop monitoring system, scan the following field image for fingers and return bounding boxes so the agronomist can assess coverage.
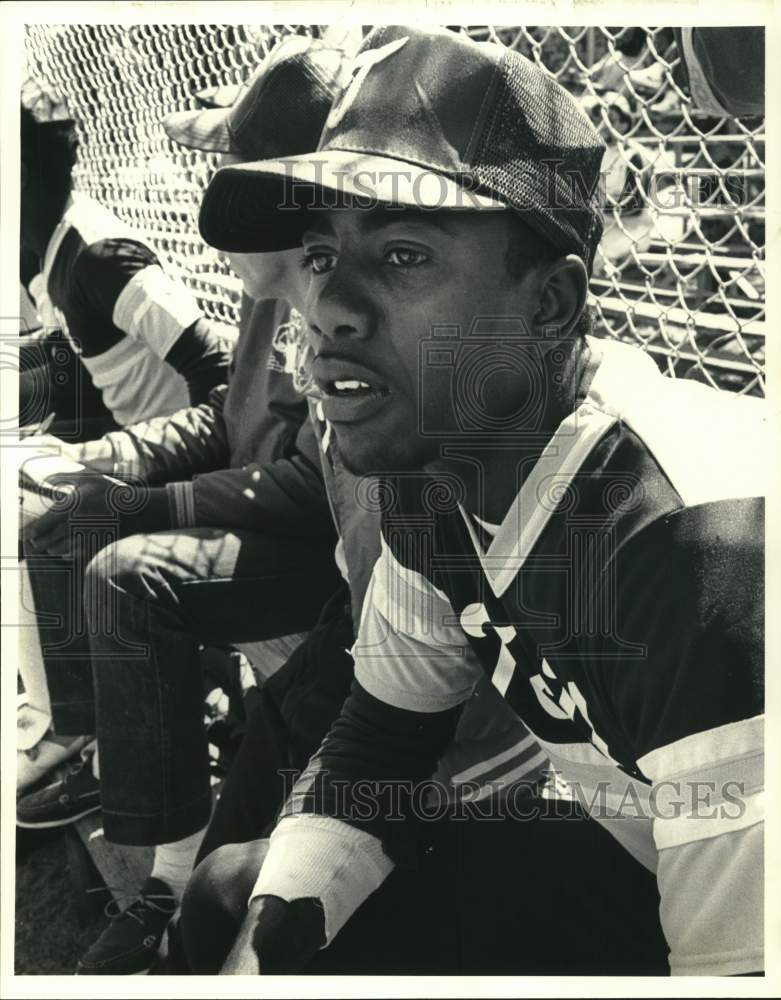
[27,432,70,453]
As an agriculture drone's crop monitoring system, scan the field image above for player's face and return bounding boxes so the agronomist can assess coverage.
[228,247,307,310]
[300,206,541,475]
[216,152,307,309]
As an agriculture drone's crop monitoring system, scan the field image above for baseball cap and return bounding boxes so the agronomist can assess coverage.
[162,35,348,159]
[199,25,607,272]
[21,76,73,124]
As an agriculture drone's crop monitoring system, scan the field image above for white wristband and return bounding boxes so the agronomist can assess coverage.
[250,815,394,946]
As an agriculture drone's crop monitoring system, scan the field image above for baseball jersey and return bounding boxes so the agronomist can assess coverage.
[254,336,765,975]
[308,389,547,798]
[42,192,210,425]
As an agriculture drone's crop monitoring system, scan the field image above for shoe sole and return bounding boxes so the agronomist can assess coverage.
[16,802,102,829]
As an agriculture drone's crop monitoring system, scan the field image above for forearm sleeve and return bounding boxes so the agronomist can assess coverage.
[250,544,481,941]
[92,385,230,483]
[163,317,232,405]
[173,415,332,533]
[251,680,458,947]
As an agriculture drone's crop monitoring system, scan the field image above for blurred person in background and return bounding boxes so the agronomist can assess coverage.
[583,91,655,278]
[19,95,232,437]
[18,37,348,976]
[18,88,232,798]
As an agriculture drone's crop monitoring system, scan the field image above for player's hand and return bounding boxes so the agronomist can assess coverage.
[221,895,325,975]
[19,431,75,454]
[22,432,118,473]
[25,473,164,556]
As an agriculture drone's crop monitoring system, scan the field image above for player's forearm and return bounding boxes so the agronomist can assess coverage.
[97,390,230,482]
[181,452,332,534]
[67,435,116,473]
[246,679,459,950]
[282,680,459,844]
[164,317,232,405]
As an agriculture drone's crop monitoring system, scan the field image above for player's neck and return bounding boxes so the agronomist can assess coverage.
[427,336,595,524]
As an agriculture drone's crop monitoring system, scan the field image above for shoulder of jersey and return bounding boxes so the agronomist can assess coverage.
[63,193,153,255]
[585,336,767,507]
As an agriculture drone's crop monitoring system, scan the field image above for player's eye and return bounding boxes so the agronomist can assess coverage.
[302,251,336,275]
[385,247,429,268]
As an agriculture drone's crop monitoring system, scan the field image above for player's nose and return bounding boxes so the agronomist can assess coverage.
[307,263,376,344]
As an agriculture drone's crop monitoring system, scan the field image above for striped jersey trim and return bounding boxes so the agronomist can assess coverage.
[459,403,617,599]
[653,789,764,850]
[457,749,549,802]
[112,264,202,356]
[637,715,764,782]
[449,732,538,784]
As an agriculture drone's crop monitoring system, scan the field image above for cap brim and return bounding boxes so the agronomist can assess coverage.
[198,150,508,253]
[162,107,237,154]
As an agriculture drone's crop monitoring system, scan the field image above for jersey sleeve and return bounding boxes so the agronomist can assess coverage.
[92,385,231,483]
[73,238,203,358]
[640,718,764,975]
[175,413,332,533]
[594,497,765,974]
[353,534,483,712]
[602,497,763,768]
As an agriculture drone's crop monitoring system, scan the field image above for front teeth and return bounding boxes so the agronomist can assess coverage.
[333,379,371,392]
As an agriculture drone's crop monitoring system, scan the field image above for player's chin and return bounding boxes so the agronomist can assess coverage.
[335,434,395,477]
[333,423,426,478]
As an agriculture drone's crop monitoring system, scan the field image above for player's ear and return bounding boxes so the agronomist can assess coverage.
[533,254,588,338]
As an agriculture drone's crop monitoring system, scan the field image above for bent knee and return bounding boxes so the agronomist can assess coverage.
[184,840,267,920]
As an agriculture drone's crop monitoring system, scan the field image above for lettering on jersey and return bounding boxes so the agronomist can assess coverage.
[460,601,518,696]
[529,660,570,721]
[530,658,619,763]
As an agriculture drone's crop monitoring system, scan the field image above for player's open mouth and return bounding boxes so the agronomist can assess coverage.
[312,359,392,423]
[322,378,389,399]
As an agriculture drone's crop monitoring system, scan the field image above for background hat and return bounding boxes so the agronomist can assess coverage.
[21,75,73,124]
[199,24,606,272]
[162,35,348,159]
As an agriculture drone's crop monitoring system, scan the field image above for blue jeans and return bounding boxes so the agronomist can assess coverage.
[24,527,340,846]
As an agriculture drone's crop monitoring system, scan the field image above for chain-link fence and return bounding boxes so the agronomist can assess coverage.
[23,24,765,396]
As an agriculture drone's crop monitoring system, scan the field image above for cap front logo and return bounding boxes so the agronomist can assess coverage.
[326,36,409,130]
